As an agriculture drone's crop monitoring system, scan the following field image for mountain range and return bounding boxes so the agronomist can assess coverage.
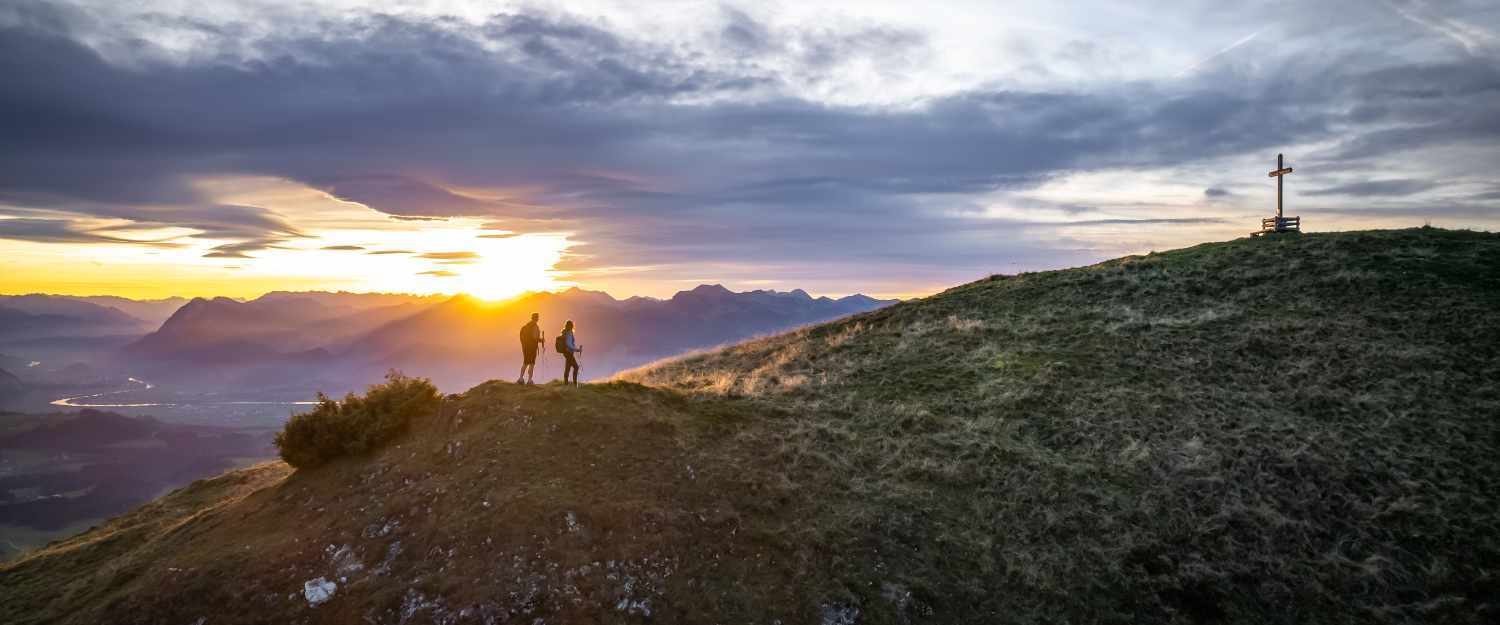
[1,286,894,398]
[122,285,895,392]
[0,295,154,341]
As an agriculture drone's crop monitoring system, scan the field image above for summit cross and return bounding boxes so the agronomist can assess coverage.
[1268,153,1294,219]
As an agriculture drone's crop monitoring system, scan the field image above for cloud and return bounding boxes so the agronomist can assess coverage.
[1176,29,1262,77]
[1382,0,1498,57]
[1051,218,1227,227]
[367,249,414,255]
[417,251,481,260]
[0,217,179,246]
[202,238,291,259]
[321,244,366,251]
[417,270,459,277]
[316,175,523,218]
[0,1,1497,286]
[1305,179,1440,197]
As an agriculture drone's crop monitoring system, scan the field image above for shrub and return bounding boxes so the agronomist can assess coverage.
[275,370,441,469]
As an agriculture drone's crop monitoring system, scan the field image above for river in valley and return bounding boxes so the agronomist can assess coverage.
[48,377,320,428]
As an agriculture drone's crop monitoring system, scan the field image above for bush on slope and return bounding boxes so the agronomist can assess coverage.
[275,371,441,468]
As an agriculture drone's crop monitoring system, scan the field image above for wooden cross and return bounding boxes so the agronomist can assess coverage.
[1268,153,1294,218]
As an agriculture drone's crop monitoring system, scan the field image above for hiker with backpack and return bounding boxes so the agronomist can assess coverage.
[557,319,582,385]
[517,312,543,385]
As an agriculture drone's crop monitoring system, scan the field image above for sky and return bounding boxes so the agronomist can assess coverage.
[1,0,1497,300]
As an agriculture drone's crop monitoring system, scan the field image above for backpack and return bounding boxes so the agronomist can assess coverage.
[555,334,569,354]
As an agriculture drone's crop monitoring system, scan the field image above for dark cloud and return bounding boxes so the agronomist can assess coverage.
[0,1,1496,280]
[0,217,177,246]
[720,8,771,53]
[321,245,366,251]
[1305,179,1440,197]
[316,175,520,218]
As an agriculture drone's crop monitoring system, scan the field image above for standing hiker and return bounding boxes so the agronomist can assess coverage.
[557,319,582,385]
[517,312,543,385]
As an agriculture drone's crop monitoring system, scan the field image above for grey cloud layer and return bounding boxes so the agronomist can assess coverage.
[1,0,1497,279]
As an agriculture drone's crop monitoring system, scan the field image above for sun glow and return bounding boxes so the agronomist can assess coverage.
[450,232,575,301]
[0,176,576,300]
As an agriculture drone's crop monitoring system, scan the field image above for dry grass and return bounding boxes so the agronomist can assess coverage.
[0,383,820,624]
[620,227,1500,623]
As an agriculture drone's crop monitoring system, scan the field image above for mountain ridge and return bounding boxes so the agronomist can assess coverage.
[0,296,151,340]
[125,286,895,391]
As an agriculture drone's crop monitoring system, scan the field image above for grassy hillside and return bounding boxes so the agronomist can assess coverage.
[3,228,1498,624]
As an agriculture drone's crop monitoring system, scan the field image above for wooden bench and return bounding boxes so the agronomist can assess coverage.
[1253,215,1300,236]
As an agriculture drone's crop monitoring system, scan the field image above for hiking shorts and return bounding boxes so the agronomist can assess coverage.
[522,343,538,365]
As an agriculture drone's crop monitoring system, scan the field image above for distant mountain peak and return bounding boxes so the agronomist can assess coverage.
[675,283,733,299]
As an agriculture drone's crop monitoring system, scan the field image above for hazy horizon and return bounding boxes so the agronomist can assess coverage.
[0,280,895,305]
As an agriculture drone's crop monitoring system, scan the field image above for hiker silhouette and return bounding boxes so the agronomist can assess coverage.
[559,320,582,385]
[517,312,542,385]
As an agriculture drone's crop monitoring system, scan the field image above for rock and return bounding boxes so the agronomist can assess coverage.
[328,543,365,577]
[303,577,336,607]
[819,602,860,625]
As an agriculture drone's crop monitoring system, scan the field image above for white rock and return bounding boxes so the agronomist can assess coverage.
[303,577,337,607]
